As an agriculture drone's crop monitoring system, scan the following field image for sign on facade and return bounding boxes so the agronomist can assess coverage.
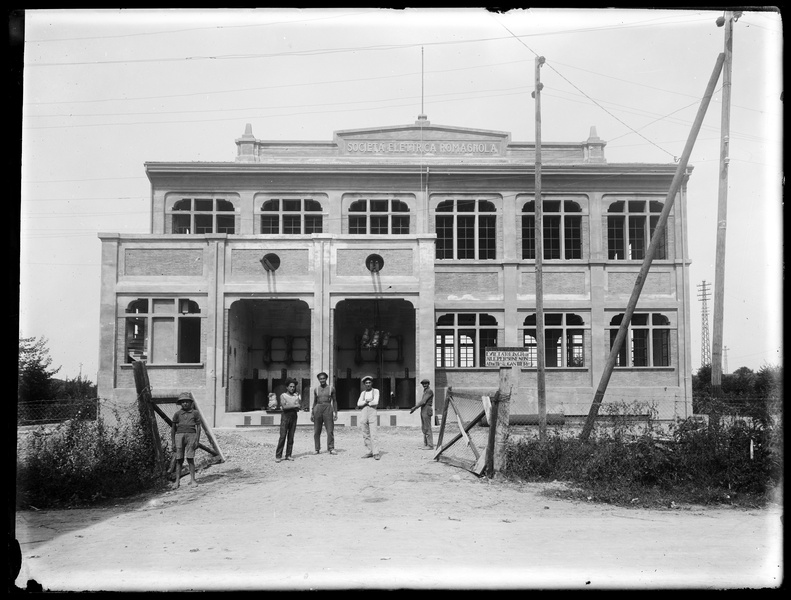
[485,347,534,367]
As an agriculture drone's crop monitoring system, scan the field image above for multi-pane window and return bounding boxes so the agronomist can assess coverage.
[259,198,323,234]
[608,313,672,367]
[435,313,499,368]
[607,200,666,260]
[348,199,410,234]
[522,200,583,260]
[435,199,496,260]
[172,198,235,234]
[124,298,202,364]
[522,313,586,367]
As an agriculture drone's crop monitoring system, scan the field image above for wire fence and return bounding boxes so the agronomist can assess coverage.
[17,398,99,426]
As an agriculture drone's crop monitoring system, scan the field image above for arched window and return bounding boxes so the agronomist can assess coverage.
[124,298,202,364]
[348,198,410,234]
[607,200,666,260]
[435,313,499,368]
[259,198,323,234]
[435,199,496,260]
[522,313,586,367]
[522,200,582,260]
[608,313,671,367]
[172,198,235,234]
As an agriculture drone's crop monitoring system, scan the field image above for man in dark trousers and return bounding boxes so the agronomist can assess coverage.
[311,371,337,454]
[410,378,434,450]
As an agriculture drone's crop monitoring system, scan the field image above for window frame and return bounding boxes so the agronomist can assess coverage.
[521,199,584,260]
[346,198,411,235]
[434,198,497,260]
[170,197,236,235]
[435,312,500,368]
[607,312,673,368]
[123,297,203,365]
[606,199,667,261]
[520,312,588,368]
[258,197,324,235]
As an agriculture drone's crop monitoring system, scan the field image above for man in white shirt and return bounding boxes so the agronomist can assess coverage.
[356,375,380,460]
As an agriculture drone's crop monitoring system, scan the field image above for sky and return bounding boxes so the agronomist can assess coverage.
[15,7,783,384]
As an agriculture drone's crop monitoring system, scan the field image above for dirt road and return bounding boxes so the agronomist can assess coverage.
[13,425,783,591]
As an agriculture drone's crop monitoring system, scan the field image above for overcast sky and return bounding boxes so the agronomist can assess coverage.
[17,7,783,383]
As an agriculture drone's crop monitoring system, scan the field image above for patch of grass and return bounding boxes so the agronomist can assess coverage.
[504,411,782,509]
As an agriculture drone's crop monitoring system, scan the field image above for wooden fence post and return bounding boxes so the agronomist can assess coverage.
[132,361,167,474]
[492,366,513,474]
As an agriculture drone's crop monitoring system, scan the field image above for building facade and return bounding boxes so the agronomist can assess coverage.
[97,116,694,428]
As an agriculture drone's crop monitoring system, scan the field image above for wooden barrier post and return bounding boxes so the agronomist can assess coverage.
[485,390,500,478]
[132,361,167,474]
[189,392,226,463]
[492,366,514,474]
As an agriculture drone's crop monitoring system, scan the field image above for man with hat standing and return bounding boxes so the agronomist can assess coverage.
[311,371,337,455]
[410,379,435,450]
[171,392,202,488]
[356,375,380,460]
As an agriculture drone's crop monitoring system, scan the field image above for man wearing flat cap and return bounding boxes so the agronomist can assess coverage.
[410,378,434,449]
[311,371,337,455]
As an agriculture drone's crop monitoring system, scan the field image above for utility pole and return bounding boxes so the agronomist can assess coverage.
[711,10,741,396]
[580,53,725,442]
[533,56,547,440]
[697,281,712,367]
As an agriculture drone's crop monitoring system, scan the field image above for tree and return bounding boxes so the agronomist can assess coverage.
[54,375,98,400]
[18,336,61,403]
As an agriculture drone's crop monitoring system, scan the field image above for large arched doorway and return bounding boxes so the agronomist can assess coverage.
[227,299,311,412]
[334,299,416,410]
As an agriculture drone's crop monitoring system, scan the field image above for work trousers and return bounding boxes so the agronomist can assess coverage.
[313,403,335,451]
[275,409,298,459]
[420,405,434,447]
[360,405,378,455]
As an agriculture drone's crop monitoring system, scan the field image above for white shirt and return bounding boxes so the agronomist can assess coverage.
[357,388,379,408]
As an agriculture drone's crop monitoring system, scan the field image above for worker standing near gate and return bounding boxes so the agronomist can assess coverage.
[311,371,337,455]
[410,378,435,450]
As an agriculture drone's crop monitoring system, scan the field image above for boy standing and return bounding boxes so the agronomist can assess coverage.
[171,393,202,488]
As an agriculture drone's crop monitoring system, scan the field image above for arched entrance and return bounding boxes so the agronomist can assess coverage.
[227,299,311,412]
[333,299,416,410]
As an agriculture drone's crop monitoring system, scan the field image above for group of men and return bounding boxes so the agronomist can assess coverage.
[168,373,436,488]
[278,372,435,462]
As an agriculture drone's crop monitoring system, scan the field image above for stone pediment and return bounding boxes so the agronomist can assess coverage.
[334,118,511,158]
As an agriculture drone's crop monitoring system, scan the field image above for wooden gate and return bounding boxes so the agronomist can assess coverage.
[434,389,491,476]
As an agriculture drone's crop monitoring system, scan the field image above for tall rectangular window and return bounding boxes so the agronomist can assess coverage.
[608,312,672,367]
[435,313,500,368]
[435,199,497,260]
[521,199,583,260]
[607,199,666,260]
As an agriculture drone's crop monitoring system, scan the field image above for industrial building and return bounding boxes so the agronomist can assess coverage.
[97,115,694,427]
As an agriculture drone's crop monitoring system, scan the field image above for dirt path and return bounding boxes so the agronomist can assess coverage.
[14,425,783,591]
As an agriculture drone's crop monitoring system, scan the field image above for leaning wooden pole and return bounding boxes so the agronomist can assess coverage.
[533,56,548,441]
[132,361,167,473]
[579,53,726,442]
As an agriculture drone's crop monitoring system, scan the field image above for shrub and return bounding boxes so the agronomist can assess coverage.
[504,411,780,507]
[16,403,166,508]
